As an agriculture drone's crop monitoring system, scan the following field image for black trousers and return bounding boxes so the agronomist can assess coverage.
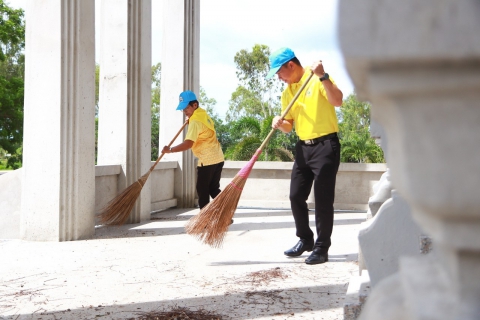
[197,161,224,209]
[290,137,341,253]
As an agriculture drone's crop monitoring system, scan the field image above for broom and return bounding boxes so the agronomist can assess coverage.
[98,120,189,225]
[185,70,315,247]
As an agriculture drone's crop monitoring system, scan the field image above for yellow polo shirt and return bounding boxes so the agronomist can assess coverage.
[185,108,224,166]
[281,67,339,141]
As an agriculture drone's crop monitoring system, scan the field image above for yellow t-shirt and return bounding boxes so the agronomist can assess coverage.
[281,67,339,140]
[185,107,224,166]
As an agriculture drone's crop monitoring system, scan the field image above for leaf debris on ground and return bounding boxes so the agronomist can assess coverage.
[135,306,223,320]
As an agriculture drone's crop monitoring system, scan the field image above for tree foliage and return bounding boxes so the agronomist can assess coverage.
[337,94,384,163]
[151,62,161,160]
[0,1,25,169]
[220,44,298,161]
[224,115,294,162]
[199,86,233,157]
[226,44,284,122]
[95,63,100,114]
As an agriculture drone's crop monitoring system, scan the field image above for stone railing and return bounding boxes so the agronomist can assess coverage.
[0,161,385,239]
[221,161,386,210]
[95,161,178,214]
[95,161,387,213]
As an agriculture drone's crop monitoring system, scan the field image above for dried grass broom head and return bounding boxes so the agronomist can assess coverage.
[97,170,151,225]
[185,150,261,247]
[96,121,188,226]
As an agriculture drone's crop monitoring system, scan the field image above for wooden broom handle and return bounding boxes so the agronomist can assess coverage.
[150,120,189,171]
[258,70,314,152]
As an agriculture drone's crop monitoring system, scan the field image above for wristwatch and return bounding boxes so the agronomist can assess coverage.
[320,73,329,82]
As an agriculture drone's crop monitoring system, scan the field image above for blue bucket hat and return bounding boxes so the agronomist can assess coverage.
[266,47,296,79]
[176,90,198,110]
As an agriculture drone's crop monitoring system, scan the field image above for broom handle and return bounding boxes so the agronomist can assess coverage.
[149,120,189,172]
[258,70,314,152]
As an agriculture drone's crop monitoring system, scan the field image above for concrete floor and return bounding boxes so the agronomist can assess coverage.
[0,208,366,320]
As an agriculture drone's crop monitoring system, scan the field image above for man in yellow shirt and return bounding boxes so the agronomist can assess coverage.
[162,90,225,209]
[269,48,343,265]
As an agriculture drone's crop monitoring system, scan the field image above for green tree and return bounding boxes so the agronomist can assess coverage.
[95,63,100,114]
[224,116,294,162]
[198,86,233,155]
[337,93,384,163]
[0,1,25,169]
[151,62,161,160]
[222,44,297,161]
[341,130,384,163]
[199,86,216,112]
[226,44,284,122]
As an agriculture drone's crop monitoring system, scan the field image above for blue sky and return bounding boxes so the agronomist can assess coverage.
[8,0,354,120]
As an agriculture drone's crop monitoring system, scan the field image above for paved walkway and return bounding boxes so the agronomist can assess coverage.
[0,208,365,320]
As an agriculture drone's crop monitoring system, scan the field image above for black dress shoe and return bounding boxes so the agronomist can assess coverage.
[284,239,314,257]
[305,248,328,265]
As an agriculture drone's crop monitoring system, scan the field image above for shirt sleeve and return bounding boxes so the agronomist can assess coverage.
[318,77,336,101]
[185,120,201,142]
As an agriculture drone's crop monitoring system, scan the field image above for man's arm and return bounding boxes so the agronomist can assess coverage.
[311,60,343,107]
[272,116,294,133]
[162,140,194,153]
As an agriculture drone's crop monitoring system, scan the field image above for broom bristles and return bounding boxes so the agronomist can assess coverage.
[185,175,246,247]
[97,121,188,226]
[185,149,261,247]
[97,171,150,225]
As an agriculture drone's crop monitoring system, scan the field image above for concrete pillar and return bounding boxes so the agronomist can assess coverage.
[97,0,152,223]
[21,0,96,241]
[159,0,199,208]
[339,0,480,319]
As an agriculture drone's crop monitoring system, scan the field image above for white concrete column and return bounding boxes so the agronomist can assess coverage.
[159,0,199,208]
[339,1,480,319]
[21,0,96,241]
[97,0,152,223]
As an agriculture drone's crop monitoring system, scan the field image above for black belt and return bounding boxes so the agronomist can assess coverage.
[300,132,338,145]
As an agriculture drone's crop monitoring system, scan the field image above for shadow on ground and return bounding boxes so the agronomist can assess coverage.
[1,284,348,320]
[93,209,365,240]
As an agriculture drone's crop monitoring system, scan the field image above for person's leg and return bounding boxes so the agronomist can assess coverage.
[290,142,315,241]
[284,142,315,257]
[208,161,224,199]
[310,137,341,253]
[196,165,213,209]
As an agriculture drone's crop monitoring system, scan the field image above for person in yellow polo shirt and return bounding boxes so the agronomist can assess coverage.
[162,90,225,209]
[269,48,343,265]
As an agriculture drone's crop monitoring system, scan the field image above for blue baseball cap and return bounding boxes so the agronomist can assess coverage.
[266,47,296,79]
[176,90,198,110]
